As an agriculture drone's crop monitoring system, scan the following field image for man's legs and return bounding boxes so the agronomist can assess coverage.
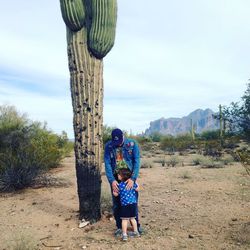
[135,191,140,229]
[111,190,122,229]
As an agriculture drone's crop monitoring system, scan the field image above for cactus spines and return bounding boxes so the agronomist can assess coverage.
[88,0,117,59]
[59,0,117,222]
[60,0,85,32]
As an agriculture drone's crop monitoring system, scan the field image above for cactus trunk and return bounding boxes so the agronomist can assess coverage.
[60,0,117,222]
[67,28,103,222]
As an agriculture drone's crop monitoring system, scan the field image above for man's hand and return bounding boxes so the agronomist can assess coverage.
[112,180,119,193]
[112,190,119,197]
[125,178,134,190]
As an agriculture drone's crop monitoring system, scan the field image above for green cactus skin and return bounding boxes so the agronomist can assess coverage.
[219,104,223,138]
[60,0,117,222]
[60,0,85,32]
[88,0,117,59]
[190,119,195,141]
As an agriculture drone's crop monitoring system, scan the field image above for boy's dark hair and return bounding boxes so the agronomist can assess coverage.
[118,168,132,181]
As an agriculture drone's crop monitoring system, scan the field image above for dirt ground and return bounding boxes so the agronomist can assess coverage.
[0,151,249,250]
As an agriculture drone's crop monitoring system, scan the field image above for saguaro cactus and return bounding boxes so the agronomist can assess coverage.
[59,0,117,222]
[190,119,195,141]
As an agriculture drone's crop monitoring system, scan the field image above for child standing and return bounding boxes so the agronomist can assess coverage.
[113,168,140,241]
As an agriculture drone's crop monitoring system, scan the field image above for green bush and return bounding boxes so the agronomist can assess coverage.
[166,156,179,167]
[199,130,220,140]
[0,105,73,192]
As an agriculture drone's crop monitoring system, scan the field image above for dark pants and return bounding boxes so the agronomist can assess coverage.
[112,188,140,229]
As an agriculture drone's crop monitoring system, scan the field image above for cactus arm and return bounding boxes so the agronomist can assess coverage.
[88,0,117,59]
[60,0,85,32]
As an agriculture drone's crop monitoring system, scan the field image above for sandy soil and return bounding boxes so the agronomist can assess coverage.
[0,152,249,250]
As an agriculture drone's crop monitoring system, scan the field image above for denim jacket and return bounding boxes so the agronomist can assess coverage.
[104,138,140,184]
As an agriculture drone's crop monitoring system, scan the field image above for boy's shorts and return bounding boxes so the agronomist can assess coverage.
[120,203,137,219]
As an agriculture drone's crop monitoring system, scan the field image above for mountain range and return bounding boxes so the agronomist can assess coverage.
[145,109,219,136]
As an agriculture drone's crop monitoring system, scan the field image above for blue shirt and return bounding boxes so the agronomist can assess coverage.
[119,182,138,206]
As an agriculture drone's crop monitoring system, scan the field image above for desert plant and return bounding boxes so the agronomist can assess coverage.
[7,232,38,250]
[166,156,179,167]
[203,140,222,158]
[180,171,191,179]
[200,158,224,169]
[0,105,71,192]
[60,0,117,222]
[234,147,250,175]
[141,159,153,168]
[192,156,205,166]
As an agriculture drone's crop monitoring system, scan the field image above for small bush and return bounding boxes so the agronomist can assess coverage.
[179,171,191,179]
[141,159,153,168]
[200,158,224,169]
[203,140,223,158]
[192,157,204,166]
[221,155,235,165]
[7,232,38,250]
[166,156,179,167]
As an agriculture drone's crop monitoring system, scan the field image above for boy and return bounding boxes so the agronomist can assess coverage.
[113,168,140,241]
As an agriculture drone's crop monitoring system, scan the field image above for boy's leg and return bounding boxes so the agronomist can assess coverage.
[122,219,128,235]
[130,218,138,232]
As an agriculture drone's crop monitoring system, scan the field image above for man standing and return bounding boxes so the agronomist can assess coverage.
[104,128,141,237]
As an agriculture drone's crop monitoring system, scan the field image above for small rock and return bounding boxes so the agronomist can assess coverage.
[82,246,87,249]
[231,218,237,221]
[188,234,194,239]
[55,223,59,227]
[32,202,37,205]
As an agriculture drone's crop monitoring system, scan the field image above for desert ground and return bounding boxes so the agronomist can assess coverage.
[0,150,249,250]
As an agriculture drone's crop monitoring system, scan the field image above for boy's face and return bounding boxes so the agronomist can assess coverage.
[117,174,122,181]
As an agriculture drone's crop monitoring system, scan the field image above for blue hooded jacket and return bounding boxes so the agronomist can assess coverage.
[104,138,140,184]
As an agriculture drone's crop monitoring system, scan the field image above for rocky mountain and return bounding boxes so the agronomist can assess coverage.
[145,109,219,136]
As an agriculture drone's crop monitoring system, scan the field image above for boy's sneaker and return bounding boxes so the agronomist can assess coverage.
[129,231,140,237]
[122,234,128,241]
[114,228,122,237]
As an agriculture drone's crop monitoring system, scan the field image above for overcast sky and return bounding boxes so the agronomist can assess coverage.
[0,0,249,137]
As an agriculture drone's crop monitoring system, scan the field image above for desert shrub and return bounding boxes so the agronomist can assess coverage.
[233,147,250,175]
[0,105,72,192]
[203,140,223,158]
[149,132,162,142]
[200,158,224,168]
[160,134,194,153]
[179,171,191,179]
[153,157,166,166]
[160,136,176,152]
[141,159,153,168]
[166,156,179,167]
[7,233,38,250]
[221,155,235,165]
[192,156,205,166]
[200,130,220,140]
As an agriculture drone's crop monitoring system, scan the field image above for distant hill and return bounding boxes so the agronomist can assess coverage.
[145,109,219,136]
